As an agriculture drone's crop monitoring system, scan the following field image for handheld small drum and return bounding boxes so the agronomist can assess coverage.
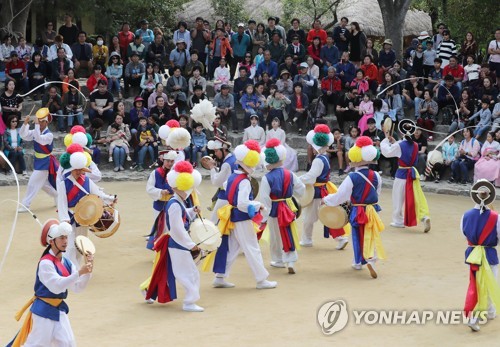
[90,207,121,238]
[189,218,222,252]
[75,235,96,256]
[318,205,349,229]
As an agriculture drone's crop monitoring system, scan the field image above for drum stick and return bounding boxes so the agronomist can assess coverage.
[28,104,36,117]
[80,239,86,256]
[197,212,210,233]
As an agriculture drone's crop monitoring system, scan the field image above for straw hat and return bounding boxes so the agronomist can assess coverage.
[383,39,393,46]
[36,107,52,123]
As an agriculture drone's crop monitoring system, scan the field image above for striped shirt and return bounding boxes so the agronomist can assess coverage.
[437,39,457,67]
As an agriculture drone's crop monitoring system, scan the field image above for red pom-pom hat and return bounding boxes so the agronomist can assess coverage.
[245,140,261,153]
[314,124,330,134]
[355,136,373,147]
[70,125,86,134]
[66,143,84,154]
[174,161,194,173]
[265,138,281,148]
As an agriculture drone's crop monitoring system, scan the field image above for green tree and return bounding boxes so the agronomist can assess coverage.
[210,0,248,26]
[282,0,341,30]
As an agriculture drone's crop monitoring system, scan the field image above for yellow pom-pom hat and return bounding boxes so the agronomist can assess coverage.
[348,136,379,163]
[234,140,262,173]
[166,161,202,194]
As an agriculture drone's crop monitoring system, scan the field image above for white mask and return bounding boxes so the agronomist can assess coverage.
[97,40,103,46]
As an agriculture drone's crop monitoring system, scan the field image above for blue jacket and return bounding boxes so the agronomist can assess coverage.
[256,60,278,79]
[230,33,251,57]
[334,61,356,85]
[3,128,24,157]
[192,131,207,147]
[320,45,340,65]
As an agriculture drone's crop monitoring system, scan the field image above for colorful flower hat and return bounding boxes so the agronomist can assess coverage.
[234,140,262,173]
[306,124,334,152]
[166,161,202,195]
[262,138,286,167]
[59,143,92,171]
[158,119,191,150]
[348,136,380,164]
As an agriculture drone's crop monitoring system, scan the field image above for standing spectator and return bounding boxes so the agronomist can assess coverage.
[287,18,306,45]
[442,55,464,91]
[191,17,210,68]
[213,84,237,132]
[42,86,64,132]
[245,19,256,53]
[15,37,32,62]
[449,128,480,184]
[124,52,145,95]
[209,27,232,79]
[135,19,154,50]
[377,39,396,83]
[417,89,438,140]
[58,14,79,46]
[47,35,73,62]
[473,132,499,186]
[361,55,379,93]
[3,115,27,175]
[334,51,356,87]
[92,35,108,72]
[349,22,366,67]
[173,21,191,51]
[118,22,135,61]
[0,80,23,126]
[191,122,208,166]
[106,52,123,98]
[213,57,230,93]
[266,31,286,65]
[335,86,359,133]
[437,29,457,68]
[468,97,492,139]
[422,40,437,78]
[63,80,85,128]
[432,23,446,50]
[71,31,93,77]
[166,66,188,111]
[253,23,270,58]
[128,36,146,63]
[256,50,278,80]
[5,51,28,93]
[487,28,500,87]
[27,52,47,100]
[86,65,107,93]
[41,22,56,46]
[463,55,481,89]
[321,66,342,109]
[266,17,286,46]
[230,23,251,78]
[402,71,424,118]
[306,20,327,46]
[169,40,190,71]
[361,38,379,66]
[459,32,478,66]
[333,17,350,54]
[50,47,71,83]
[288,82,309,135]
[89,80,114,123]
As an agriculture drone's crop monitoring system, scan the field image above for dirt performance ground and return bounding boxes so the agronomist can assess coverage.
[0,181,498,346]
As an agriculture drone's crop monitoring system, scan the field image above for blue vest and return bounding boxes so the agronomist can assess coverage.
[463,209,498,266]
[153,167,173,211]
[166,198,190,251]
[395,140,418,180]
[265,168,293,218]
[31,256,72,321]
[227,173,253,222]
[349,169,379,205]
[64,174,90,208]
[313,155,330,198]
[33,128,53,171]
[217,154,238,200]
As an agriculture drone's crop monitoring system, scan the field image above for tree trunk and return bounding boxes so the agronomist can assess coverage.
[0,0,32,39]
[377,0,412,60]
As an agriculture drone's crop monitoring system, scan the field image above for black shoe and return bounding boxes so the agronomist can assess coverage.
[447,178,455,184]
[338,169,344,176]
[298,128,303,135]
[460,180,467,185]
[130,163,138,170]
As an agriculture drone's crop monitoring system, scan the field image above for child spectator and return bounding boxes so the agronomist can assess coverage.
[213,57,230,93]
[166,94,180,120]
[428,134,458,182]
[3,115,27,175]
[188,84,207,109]
[190,122,208,167]
[105,52,123,98]
[426,58,443,92]
[468,97,492,139]
[422,40,436,78]
[358,92,374,134]
[63,80,85,129]
[473,132,499,186]
[266,88,290,129]
[240,84,264,128]
[107,122,132,163]
[243,114,266,148]
[327,128,345,175]
[343,125,360,173]
[87,118,106,165]
[417,89,439,140]
[136,117,158,171]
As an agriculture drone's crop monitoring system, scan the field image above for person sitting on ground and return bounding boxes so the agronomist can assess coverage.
[417,89,439,140]
[449,128,480,184]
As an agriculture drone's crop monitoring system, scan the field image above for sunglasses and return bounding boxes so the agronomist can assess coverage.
[11,120,18,123]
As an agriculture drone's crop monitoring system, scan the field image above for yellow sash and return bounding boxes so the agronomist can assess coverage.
[413,169,429,221]
[10,297,63,347]
[34,152,50,159]
[466,246,500,313]
[361,205,386,260]
[260,198,301,251]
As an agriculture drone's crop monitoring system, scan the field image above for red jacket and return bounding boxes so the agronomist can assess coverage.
[306,29,327,45]
[443,64,464,80]
[210,37,233,59]
[361,63,378,82]
[86,74,108,92]
[321,76,342,93]
[307,45,322,62]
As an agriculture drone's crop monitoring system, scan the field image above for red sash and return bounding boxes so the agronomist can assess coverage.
[351,170,375,259]
[67,175,86,203]
[41,254,70,277]
[146,234,175,303]
[227,173,262,224]
[464,211,498,314]
[271,170,296,252]
[402,142,419,227]
[37,143,51,154]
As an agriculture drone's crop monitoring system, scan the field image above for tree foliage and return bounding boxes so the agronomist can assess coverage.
[210,0,248,27]
[282,0,341,30]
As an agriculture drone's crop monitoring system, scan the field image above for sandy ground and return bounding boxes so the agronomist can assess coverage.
[0,180,499,347]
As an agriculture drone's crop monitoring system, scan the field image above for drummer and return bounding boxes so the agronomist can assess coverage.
[57,144,116,266]
[212,140,278,289]
[323,136,385,278]
[6,219,93,346]
[299,124,349,249]
[205,137,238,224]
[260,139,305,274]
[143,161,205,312]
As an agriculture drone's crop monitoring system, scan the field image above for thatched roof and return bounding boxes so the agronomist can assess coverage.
[178,0,432,37]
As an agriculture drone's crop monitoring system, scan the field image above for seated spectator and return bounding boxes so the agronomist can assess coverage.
[449,88,473,134]
[124,52,145,95]
[89,80,114,123]
[166,95,180,120]
[321,35,340,75]
[16,37,32,62]
[428,134,457,182]
[256,50,278,80]
[276,69,293,97]
[106,113,132,171]
[469,97,492,139]
[334,51,356,88]
[336,86,360,133]
[473,131,499,186]
[388,60,407,81]
[378,71,400,98]
[71,31,93,77]
[377,39,396,83]
[149,95,171,126]
[422,40,436,78]
[238,52,256,80]
[306,20,327,45]
[63,80,85,129]
[50,47,71,83]
[361,55,379,93]
[307,36,323,68]
[442,56,464,91]
[140,63,160,106]
[213,84,236,131]
[129,96,150,134]
[417,89,439,140]
[437,74,460,111]
[105,52,123,98]
[86,64,107,93]
[243,114,266,148]
[166,66,188,112]
[361,38,379,66]
[449,128,480,184]
[321,66,342,109]
[1,35,15,69]
[306,56,320,80]
[279,54,299,79]
[476,77,498,110]
[288,82,309,135]
[188,84,207,109]
[0,80,23,125]
[188,66,207,96]
[350,69,369,95]
[92,35,108,73]
[343,125,360,173]
[411,128,428,177]
[118,22,135,61]
[266,31,286,65]
[190,122,208,166]
[463,55,480,89]
[147,33,166,69]
[184,50,204,78]
[372,98,386,129]
[240,84,265,128]
[402,71,424,118]
[285,36,306,66]
[5,51,28,93]
[136,117,158,171]
[213,57,230,93]
[62,68,78,95]
[128,36,146,63]
[266,88,290,129]
[47,35,73,62]
[233,66,253,102]
[106,122,132,165]
[27,52,47,100]
[148,83,168,110]
[326,128,345,175]
[426,58,443,92]
[493,101,500,133]
[33,37,49,62]
[358,92,374,135]
[42,85,64,132]
[294,62,316,101]
[169,39,190,72]
[3,115,27,175]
